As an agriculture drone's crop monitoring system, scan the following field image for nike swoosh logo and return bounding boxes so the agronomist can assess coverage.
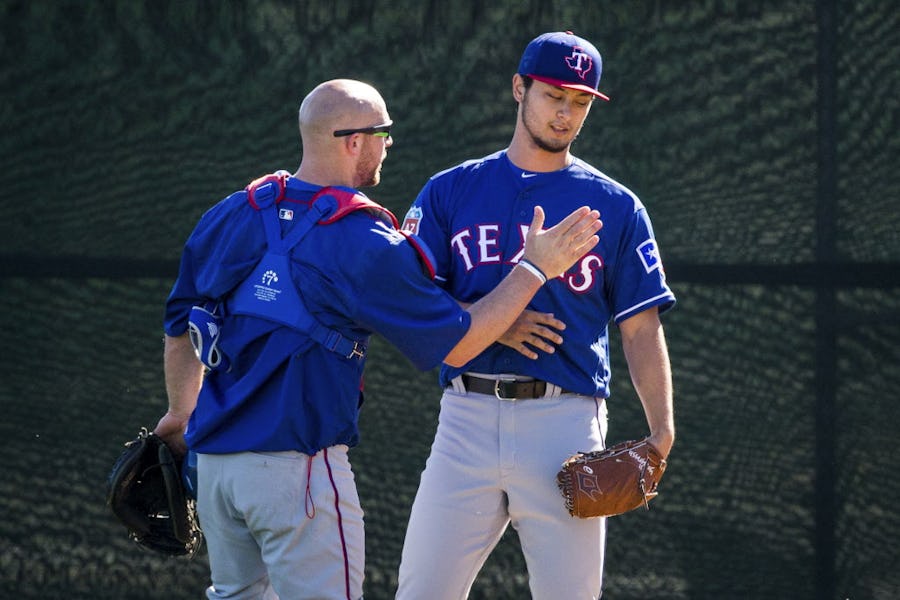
[521,173,537,178]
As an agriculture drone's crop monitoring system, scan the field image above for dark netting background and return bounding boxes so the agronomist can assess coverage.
[1,1,897,599]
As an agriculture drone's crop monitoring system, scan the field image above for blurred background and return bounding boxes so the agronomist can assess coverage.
[1,1,897,598]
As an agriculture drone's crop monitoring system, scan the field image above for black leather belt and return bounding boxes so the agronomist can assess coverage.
[461,374,560,399]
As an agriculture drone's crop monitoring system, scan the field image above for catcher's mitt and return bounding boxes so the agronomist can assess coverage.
[106,428,203,557]
[556,437,667,518]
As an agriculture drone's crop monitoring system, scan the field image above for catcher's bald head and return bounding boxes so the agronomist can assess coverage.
[294,79,392,188]
[299,79,389,144]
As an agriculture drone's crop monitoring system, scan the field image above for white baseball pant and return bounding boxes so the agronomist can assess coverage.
[396,386,608,599]
[198,446,364,600]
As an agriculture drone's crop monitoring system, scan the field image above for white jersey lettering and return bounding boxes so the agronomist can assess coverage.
[450,229,475,271]
[509,224,529,264]
[450,223,604,293]
[476,225,502,264]
[565,254,604,293]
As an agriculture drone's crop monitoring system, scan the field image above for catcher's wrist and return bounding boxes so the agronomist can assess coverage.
[165,408,192,422]
[516,259,548,284]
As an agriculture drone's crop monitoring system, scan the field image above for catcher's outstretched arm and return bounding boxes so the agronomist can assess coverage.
[453,301,566,361]
[619,307,674,458]
[154,333,204,456]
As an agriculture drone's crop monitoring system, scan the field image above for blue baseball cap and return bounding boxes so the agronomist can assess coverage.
[517,31,610,101]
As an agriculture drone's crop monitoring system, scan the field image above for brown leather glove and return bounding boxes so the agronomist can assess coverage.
[556,437,667,518]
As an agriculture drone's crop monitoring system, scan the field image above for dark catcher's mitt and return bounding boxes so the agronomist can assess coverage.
[106,428,203,557]
[556,437,667,518]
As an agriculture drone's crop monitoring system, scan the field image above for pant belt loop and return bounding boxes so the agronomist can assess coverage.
[545,382,562,398]
[450,375,466,394]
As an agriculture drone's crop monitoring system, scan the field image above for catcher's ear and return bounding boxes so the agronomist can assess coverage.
[337,133,363,157]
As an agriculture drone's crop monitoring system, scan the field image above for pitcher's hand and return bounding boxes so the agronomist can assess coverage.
[498,310,566,359]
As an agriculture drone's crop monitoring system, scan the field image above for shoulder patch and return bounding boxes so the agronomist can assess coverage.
[401,206,423,235]
[636,239,663,274]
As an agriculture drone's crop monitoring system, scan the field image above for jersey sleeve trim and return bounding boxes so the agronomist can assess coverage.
[613,292,676,323]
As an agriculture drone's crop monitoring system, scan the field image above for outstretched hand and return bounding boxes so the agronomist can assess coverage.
[523,206,602,280]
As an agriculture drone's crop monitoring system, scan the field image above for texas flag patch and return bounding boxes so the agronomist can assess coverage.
[637,239,663,274]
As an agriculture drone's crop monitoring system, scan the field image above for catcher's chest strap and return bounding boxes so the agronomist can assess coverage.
[226,175,381,361]
[456,374,573,399]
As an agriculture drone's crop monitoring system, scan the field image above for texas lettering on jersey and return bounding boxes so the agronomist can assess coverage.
[402,215,605,294]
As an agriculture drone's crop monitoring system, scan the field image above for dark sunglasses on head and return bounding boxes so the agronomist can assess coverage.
[333,122,392,138]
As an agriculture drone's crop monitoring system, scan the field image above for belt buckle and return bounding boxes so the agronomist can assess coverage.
[494,377,518,400]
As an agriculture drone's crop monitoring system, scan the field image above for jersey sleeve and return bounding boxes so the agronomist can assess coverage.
[345,220,471,371]
[164,244,199,337]
[402,177,452,285]
[609,207,676,323]
[164,194,264,336]
[356,221,471,370]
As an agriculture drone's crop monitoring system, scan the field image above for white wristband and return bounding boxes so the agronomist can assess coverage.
[517,259,548,284]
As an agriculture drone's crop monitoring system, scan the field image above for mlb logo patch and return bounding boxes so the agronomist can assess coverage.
[402,206,423,234]
[278,208,294,221]
[637,239,663,274]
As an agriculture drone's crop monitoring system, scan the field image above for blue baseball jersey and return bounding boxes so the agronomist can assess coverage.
[165,176,470,455]
[402,150,675,397]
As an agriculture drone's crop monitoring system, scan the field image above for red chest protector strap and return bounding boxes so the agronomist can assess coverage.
[245,172,399,234]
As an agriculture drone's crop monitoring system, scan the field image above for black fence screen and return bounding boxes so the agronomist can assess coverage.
[1,1,897,599]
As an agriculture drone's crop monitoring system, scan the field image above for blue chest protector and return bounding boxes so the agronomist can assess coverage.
[188,172,401,370]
